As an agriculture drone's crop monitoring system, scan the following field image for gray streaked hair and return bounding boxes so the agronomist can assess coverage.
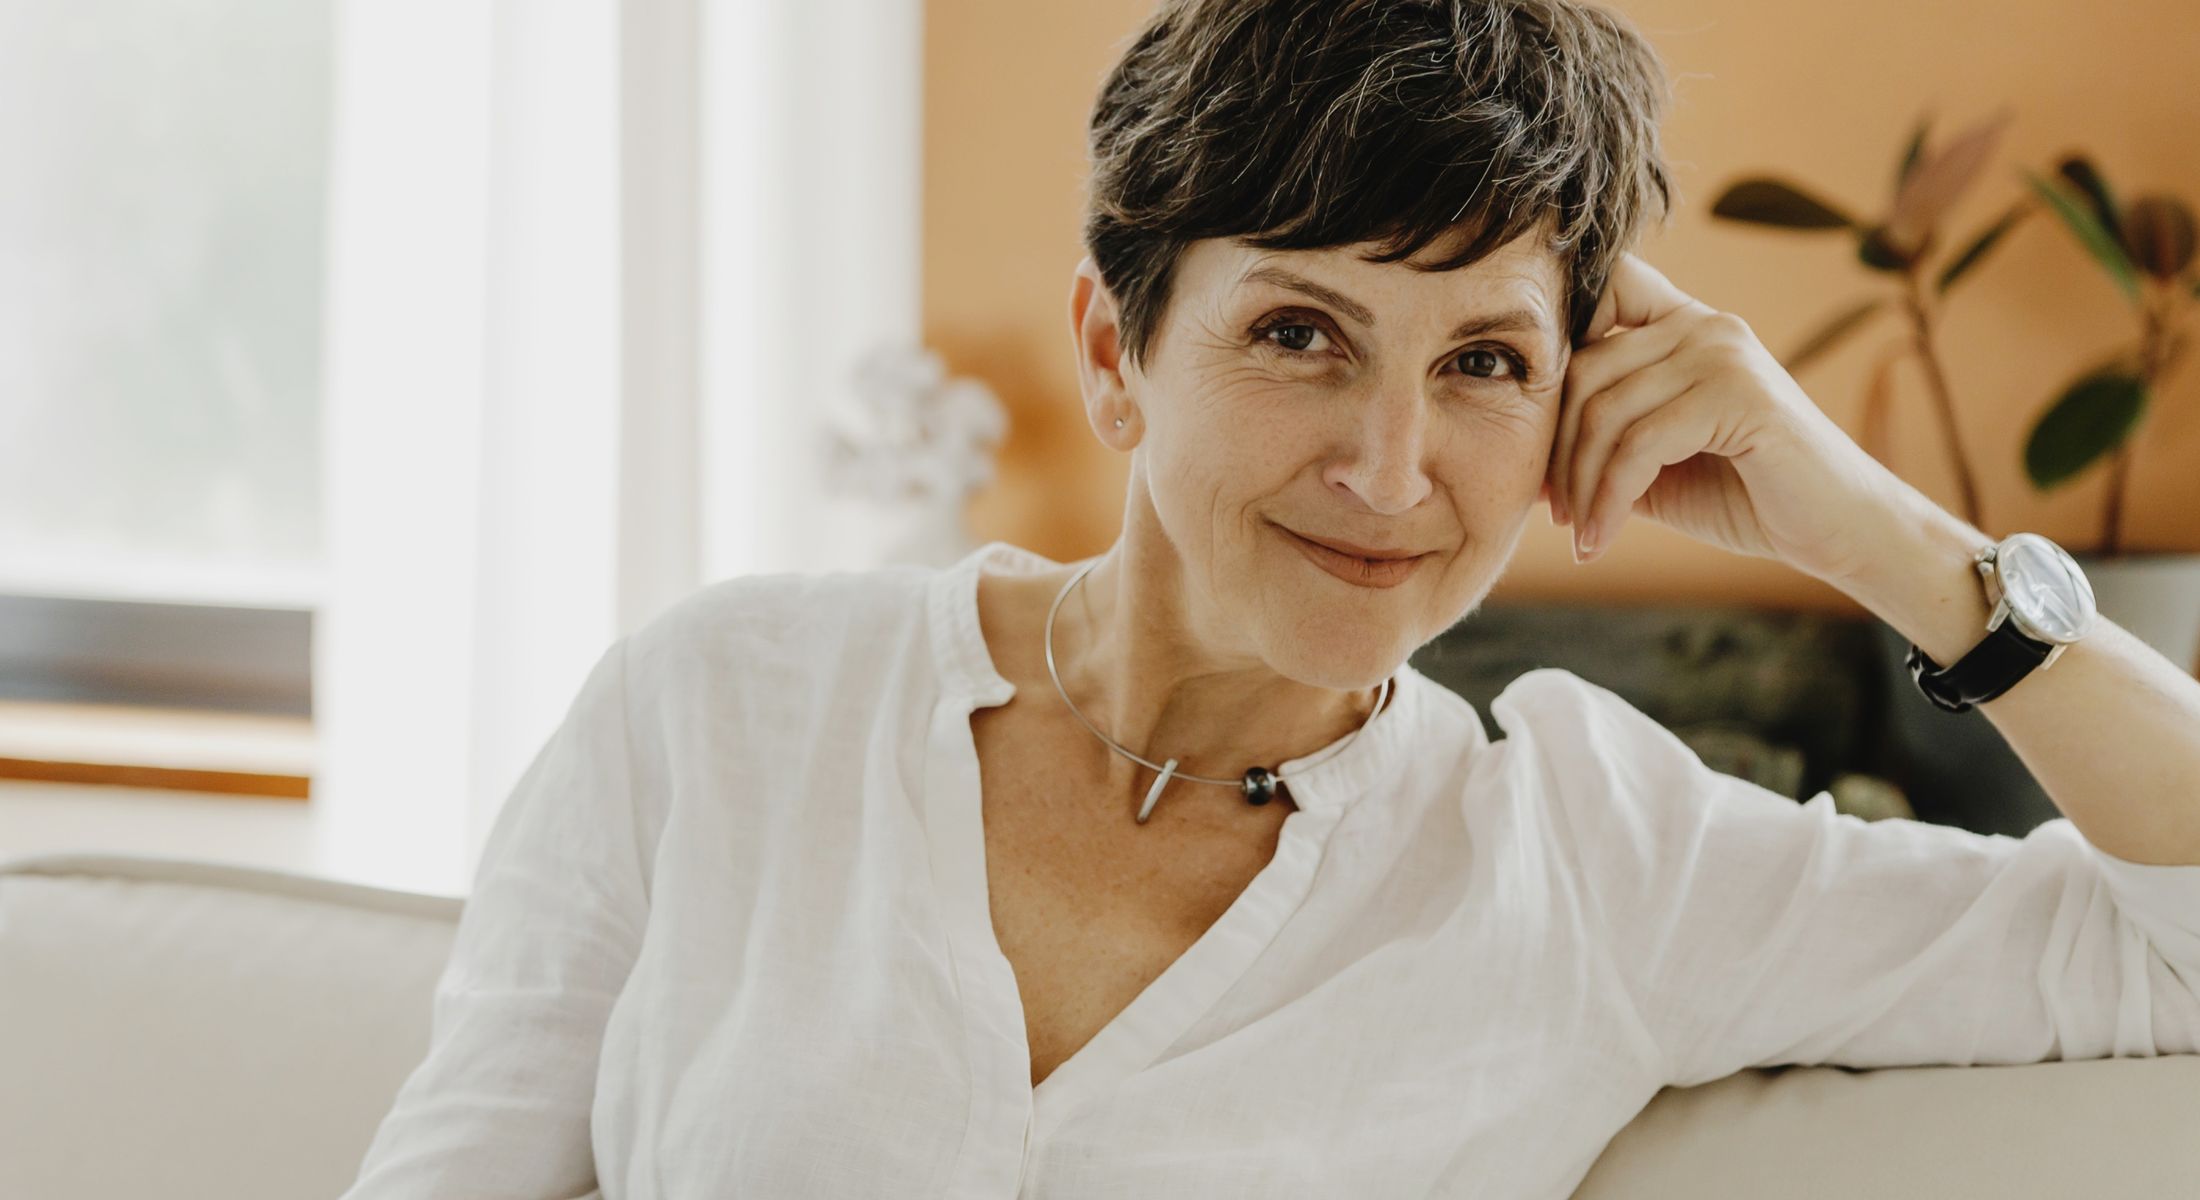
[1083,0,1677,369]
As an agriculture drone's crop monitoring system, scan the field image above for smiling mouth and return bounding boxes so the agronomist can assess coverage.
[1275,523,1431,589]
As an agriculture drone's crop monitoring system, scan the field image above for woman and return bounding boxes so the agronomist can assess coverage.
[344,0,2200,1196]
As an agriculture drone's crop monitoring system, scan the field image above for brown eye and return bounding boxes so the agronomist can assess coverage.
[1252,316,1332,356]
[1454,347,1528,382]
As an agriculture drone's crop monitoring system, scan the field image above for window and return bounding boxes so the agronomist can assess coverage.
[0,0,330,716]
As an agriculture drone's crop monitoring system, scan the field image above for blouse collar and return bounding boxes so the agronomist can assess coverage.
[925,539,1460,817]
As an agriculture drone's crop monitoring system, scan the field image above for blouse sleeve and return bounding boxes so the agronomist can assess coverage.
[1496,668,2200,1089]
[340,637,648,1199]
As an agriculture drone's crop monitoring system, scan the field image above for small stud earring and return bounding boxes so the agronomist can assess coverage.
[1113,417,1125,428]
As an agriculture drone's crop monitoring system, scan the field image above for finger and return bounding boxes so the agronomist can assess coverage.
[1553,254,1704,521]
[1576,272,1622,348]
[1551,320,1690,527]
[1579,384,1715,561]
[1551,273,1622,524]
[1599,250,1709,338]
[1567,353,1695,551]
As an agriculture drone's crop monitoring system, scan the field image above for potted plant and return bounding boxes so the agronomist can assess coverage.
[1708,118,2200,835]
[1707,105,2029,533]
[2019,155,2200,675]
[1701,109,2076,839]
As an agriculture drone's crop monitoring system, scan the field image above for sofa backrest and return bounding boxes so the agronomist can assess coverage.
[0,852,460,1200]
[3,851,2195,1199]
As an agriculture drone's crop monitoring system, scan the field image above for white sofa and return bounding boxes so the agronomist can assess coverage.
[3,850,2197,1199]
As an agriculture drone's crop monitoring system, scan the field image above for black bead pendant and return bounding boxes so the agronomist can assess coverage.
[1240,766,1278,806]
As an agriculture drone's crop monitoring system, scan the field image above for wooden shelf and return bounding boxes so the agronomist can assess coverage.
[0,699,314,800]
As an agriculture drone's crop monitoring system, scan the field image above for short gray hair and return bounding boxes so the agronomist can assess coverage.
[1083,0,1677,369]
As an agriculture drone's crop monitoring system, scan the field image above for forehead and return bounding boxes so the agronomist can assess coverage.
[1191,222,1565,314]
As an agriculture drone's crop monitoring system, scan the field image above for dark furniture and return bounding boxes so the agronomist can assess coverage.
[1409,600,2058,839]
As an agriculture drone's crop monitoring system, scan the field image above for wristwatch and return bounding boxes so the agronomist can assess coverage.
[1905,531,2098,713]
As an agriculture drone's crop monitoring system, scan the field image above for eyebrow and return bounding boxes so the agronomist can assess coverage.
[1238,264,1555,348]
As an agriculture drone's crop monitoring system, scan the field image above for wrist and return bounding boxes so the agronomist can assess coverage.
[1831,496,1994,668]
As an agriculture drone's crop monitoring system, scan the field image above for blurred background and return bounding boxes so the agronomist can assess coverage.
[1,0,2195,897]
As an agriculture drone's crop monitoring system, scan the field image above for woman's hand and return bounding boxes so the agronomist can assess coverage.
[1546,250,1908,585]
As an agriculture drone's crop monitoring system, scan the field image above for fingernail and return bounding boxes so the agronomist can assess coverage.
[1579,518,1599,554]
[1570,532,1584,564]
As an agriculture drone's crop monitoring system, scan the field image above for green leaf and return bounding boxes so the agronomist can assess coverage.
[1856,225,1914,272]
[1896,114,1932,192]
[1782,297,1887,373]
[2021,168,2142,304]
[1936,200,2031,294]
[2055,154,2124,250]
[2023,369,2148,490]
[1710,178,1858,229]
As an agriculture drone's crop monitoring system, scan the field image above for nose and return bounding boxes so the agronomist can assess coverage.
[1323,380,1433,515]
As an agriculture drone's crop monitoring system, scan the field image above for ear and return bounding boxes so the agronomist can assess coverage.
[1068,255,1140,449]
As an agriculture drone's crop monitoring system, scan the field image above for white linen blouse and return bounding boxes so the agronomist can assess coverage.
[341,539,2200,1200]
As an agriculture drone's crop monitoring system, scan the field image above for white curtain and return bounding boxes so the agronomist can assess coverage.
[311,0,923,896]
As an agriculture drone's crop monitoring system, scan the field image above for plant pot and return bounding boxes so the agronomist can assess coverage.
[2072,551,2200,677]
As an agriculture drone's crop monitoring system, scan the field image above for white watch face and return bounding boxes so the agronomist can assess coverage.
[1997,534,2097,643]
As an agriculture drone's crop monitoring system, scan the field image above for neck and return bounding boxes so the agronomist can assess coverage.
[1048,532,1386,797]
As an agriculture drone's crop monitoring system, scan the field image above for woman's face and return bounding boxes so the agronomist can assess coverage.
[1078,224,1570,690]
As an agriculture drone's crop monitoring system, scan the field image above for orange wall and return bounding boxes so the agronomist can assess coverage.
[923,0,2200,614]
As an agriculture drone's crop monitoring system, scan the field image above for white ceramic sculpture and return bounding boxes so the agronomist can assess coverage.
[823,344,1009,567]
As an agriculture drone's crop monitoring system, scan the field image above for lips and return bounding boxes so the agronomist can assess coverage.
[1289,531,1426,561]
[1275,523,1431,589]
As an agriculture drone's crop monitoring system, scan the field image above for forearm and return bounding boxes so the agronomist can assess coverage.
[1826,480,2200,867]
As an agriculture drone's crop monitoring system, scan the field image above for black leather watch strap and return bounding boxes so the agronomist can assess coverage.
[1906,621,2053,713]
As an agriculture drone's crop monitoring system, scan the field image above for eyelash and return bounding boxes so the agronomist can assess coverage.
[1248,313,1535,384]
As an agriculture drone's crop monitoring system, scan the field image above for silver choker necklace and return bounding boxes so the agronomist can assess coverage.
[1042,557,1393,824]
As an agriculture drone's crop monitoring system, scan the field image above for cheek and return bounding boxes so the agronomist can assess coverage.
[1156,368,1329,474]
[1144,398,1315,554]
[1431,404,1554,502]
[1187,363,1328,428]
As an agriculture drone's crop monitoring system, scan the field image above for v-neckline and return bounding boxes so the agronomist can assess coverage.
[919,678,1346,1136]
[916,542,1426,1150]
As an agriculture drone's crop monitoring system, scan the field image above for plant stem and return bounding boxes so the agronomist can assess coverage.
[2106,282,2197,557]
[2102,441,2130,557]
[1900,270,1986,530]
